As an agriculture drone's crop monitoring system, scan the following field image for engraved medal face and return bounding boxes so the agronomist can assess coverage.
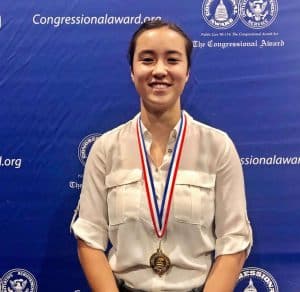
[149,248,171,276]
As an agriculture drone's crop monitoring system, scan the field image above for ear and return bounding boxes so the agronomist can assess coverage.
[185,69,190,82]
[130,68,135,82]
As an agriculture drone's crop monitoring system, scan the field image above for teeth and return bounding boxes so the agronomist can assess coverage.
[151,83,168,89]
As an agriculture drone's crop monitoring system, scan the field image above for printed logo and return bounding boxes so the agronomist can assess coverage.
[32,13,162,27]
[239,0,278,29]
[235,267,279,292]
[78,133,101,166]
[0,156,22,169]
[202,0,239,29]
[1,268,38,292]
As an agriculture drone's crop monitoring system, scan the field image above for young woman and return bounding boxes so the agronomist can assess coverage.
[71,20,253,292]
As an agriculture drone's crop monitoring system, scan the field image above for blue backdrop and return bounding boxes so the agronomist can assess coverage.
[1,0,299,291]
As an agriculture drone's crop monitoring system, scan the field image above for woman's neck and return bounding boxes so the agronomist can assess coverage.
[140,105,181,167]
[140,106,181,139]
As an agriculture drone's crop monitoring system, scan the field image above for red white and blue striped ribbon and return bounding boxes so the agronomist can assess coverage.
[136,112,187,238]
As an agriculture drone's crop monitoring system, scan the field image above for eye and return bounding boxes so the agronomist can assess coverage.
[141,57,154,64]
[168,58,180,64]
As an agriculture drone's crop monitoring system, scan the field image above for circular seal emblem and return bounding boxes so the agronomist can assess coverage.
[202,0,239,29]
[78,133,102,166]
[239,0,278,29]
[235,267,279,292]
[1,268,38,292]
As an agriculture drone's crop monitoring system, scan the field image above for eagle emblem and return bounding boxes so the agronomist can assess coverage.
[8,279,29,292]
[246,0,269,21]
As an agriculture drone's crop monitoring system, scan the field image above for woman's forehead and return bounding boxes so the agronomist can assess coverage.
[135,28,186,53]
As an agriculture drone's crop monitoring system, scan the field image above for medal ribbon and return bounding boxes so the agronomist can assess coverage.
[136,112,187,238]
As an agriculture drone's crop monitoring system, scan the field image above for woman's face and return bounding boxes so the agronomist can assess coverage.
[131,27,189,114]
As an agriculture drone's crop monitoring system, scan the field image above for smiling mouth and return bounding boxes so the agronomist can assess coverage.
[149,82,171,89]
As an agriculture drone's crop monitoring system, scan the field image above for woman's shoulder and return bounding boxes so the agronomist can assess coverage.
[92,115,138,149]
[185,111,230,141]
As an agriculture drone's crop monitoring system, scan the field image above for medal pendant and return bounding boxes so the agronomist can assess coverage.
[149,247,171,276]
[137,114,187,278]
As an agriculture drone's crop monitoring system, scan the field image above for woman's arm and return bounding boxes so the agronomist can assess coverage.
[206,135,252,292]
[77,239,119,292]
[203,250,246,292]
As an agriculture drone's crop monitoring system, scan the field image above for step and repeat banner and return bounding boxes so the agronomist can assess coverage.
[1,0,299,291]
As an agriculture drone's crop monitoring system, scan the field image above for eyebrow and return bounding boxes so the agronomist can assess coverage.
[137,50,183,56]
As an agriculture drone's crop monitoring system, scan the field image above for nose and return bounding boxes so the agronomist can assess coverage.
[152,60,167,77]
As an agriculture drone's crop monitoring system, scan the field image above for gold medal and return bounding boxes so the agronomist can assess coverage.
[137,114,187,278]
[149,243,170,276]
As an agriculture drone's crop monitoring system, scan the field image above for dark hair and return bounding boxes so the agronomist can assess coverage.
[128,19,193,70]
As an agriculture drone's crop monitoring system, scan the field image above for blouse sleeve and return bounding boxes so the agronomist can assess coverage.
[71,137,109,251]
[214,134,253,258]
